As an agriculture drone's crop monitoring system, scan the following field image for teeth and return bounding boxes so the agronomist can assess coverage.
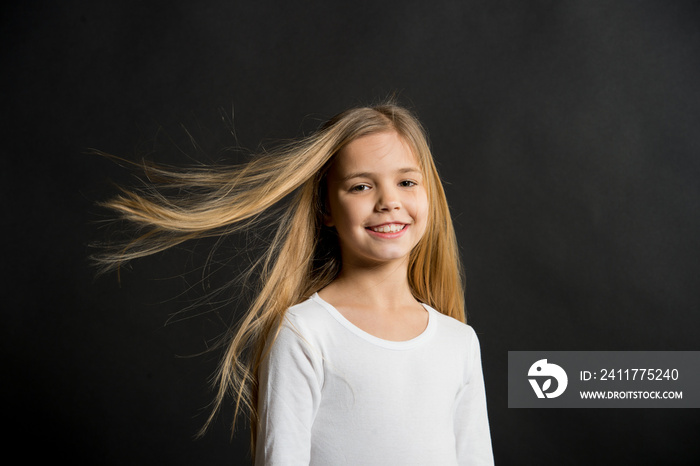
[370,224,405,233]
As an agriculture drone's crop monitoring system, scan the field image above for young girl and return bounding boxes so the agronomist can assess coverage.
[97,103,493,464]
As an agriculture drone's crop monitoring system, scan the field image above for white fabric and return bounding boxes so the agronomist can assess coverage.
[256,293,493,465]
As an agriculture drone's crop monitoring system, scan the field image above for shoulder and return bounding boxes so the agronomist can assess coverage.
[286,295,327,320]
[425,307,485,385]
[426,306,483,367]
[263,297,327,375]
[282,295,331,336]
[268,295,335,356]
[426,305,479,343]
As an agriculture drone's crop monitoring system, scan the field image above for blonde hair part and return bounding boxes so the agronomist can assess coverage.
[95,103,465,454]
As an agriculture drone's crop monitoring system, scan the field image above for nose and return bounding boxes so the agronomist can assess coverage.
[375,185,401,211]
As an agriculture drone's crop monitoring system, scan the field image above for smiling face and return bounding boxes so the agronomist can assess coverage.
[324,131,429,269]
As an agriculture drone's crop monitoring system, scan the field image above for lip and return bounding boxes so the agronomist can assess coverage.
[365,222,409,239]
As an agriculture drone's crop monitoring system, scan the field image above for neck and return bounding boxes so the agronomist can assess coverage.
[322,257,417,311]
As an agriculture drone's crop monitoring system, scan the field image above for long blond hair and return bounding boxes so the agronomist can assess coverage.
[95,103,465,452]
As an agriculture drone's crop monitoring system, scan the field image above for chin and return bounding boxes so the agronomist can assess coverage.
[367,250,413,264]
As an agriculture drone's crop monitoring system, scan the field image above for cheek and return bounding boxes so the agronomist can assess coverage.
[409,189,430,222]
[325,188,351,227]
[328,195,363,229]
[412,191,431,240]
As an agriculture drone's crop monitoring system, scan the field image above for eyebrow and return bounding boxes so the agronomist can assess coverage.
[341,167,422,182]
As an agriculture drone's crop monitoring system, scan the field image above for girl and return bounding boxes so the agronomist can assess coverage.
[97,103,493,464]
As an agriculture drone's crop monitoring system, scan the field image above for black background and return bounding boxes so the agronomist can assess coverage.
[3,1,699,464]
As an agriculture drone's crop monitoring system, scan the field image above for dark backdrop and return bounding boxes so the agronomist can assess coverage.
[3,1,699,464]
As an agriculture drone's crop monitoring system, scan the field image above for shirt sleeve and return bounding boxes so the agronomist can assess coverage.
[255,316,323,466]
[454,327,494,465]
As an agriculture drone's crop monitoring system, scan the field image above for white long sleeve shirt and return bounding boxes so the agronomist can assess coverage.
[256,293,493,465]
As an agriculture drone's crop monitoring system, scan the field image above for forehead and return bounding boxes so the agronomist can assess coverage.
[330,131,421,178]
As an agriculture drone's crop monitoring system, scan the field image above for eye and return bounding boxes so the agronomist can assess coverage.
[399,180,417,187]
[350,184,370,192]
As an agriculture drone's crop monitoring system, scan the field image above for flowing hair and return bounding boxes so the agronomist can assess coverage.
[94,103,465,453]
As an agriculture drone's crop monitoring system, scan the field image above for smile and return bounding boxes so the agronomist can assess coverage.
[368,223,406,233]
[365,223,409,240]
